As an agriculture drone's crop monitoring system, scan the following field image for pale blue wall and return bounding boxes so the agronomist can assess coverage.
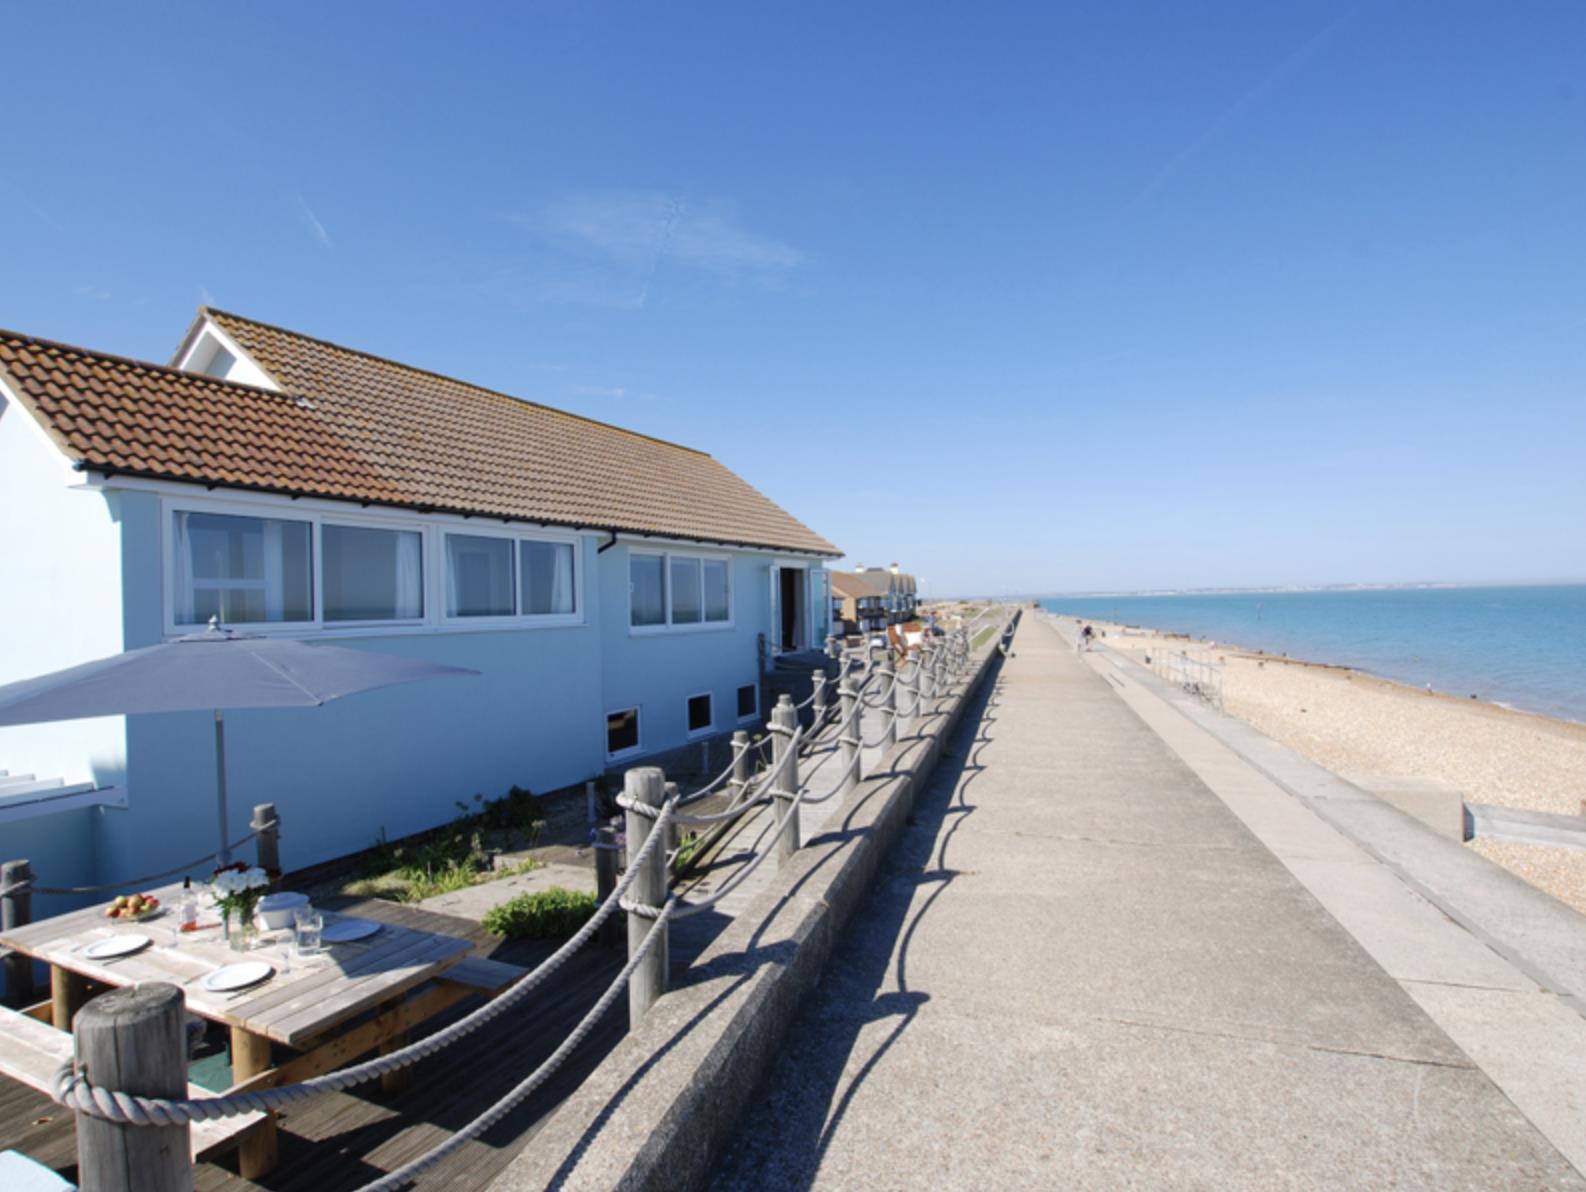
[595,545,773,757]
[99,521,608,881]
[6,472,829,888]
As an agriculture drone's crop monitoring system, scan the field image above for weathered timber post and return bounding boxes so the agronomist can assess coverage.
[595,825,620,947]
[729,730,751,804]
[880,655,897,750]
[769,696,801,862]
[916,641,934,707]
[664,782,681,854]
[839,675,861,796]
[811,668,828,727]
[2,859,35,1006]
[74,983,192,1192]
[623,767,669,1027]
[825,633,839,660]
[898,653,919,737]
[251,804,279,875]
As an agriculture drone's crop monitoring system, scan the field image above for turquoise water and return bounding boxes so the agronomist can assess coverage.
[1040,585,1586,724]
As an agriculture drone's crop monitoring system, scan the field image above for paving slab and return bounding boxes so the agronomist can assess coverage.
[712,617,1583,1189]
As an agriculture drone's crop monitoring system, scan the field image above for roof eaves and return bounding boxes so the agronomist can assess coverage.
[73,463,843,557]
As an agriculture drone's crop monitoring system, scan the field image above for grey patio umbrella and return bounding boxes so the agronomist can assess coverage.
[0,621,478,864]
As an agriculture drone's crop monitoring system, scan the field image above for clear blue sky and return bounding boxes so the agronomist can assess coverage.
[3,2,1582,595]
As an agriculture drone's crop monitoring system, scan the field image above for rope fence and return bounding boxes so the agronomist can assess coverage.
[20,604,1018,1192]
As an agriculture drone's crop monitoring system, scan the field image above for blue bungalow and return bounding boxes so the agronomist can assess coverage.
[0,309,838,895]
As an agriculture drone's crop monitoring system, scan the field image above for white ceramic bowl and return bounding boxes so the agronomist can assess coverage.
[256,891,310,931]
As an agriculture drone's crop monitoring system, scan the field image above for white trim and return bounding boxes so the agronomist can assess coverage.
[735,681,760,723]
[77,473,839,562]
[0,376,86,488]
[0,784,127,826]
[685,690,714,739]
[173,319,281,391]
[627,546,736,636]
[160,491,588,639]
[605,705,643,761]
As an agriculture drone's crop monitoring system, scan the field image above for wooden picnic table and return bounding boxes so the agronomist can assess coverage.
[0,882,486,1179]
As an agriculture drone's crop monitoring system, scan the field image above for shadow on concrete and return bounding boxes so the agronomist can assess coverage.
[709,666,1007,1190]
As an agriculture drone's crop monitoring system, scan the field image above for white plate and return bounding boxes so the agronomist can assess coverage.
[201,961,274,993]
[82,934,151,960]
[322,918,381,944]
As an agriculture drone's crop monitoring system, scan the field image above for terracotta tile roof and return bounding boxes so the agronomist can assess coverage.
[0,312,838,556]
[831,570,889,599]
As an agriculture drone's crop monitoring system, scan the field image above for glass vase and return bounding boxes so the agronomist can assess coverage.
[224,907,256,952]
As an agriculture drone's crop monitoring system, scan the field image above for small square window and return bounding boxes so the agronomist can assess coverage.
[607,708,640,757]
[736,683,758,721]
[687,693,713,735]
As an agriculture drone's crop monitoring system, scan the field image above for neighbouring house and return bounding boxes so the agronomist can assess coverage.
[832,564,918,635]
[0,308,838,898]
[830,570,890,636]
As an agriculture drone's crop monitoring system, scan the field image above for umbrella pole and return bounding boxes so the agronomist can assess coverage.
[215,709,231,866]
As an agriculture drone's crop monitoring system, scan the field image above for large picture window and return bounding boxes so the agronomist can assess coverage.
[169,504,582,635]
[323,525,423,622]
[631,551,732,629]
[446,534,516,618]
[521,540,576,615]
[630,554,666,627]
[173,511,312,625]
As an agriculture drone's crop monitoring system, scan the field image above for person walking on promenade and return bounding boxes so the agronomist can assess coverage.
[1080,624,1095,652]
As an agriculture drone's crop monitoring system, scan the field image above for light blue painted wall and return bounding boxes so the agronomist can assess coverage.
[595,545,773,757]
[98,521,608,881]
[5,466,831,888]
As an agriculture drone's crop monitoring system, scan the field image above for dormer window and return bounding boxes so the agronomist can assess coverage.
[199,344,236,378]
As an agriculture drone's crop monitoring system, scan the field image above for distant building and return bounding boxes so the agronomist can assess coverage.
[831,563,919,636]
[831,570,889,636]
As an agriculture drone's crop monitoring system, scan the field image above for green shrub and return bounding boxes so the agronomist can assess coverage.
[483,886,598,939]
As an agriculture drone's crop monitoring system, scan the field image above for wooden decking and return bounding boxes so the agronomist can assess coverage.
[0,895,725,1191]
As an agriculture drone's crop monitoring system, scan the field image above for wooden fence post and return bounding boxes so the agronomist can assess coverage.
[595,826,620,948]
[73,983,192,1192]
[770,696,801,863]
[811,668,828,727]
[251,804,279,875]
[840,676,861,797]
[729,731,751,804]
[880,655,897,751]
[2,859,35,1006]
[623,767,669,1028]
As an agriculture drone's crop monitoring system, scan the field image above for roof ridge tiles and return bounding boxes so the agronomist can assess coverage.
[200,306,710,460]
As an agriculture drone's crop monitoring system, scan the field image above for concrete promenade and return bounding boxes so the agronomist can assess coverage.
[713,616,1583,1189]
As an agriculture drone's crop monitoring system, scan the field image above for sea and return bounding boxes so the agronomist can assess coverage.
[1038,584,1586,724]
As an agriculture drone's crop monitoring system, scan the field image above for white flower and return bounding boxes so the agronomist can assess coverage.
[211,867,271,900]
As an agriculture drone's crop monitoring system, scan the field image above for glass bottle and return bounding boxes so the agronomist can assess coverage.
[178,877,198,933]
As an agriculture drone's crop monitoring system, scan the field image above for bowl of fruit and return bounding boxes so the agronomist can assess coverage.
[104,893,163,922]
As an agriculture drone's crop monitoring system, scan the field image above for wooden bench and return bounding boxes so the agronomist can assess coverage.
[444,953,526,995]
[0,1005,261,1160]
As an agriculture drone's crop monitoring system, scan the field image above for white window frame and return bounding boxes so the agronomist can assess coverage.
[628,547,734,635]
[161,491,587,639]
[165,503,317,634]
[685,690,714,739]
[606,705,643,760]
[320,521,428,630]
[735,682,759,724]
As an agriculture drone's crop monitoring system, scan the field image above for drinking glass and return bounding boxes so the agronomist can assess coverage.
[293,907,323,957]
